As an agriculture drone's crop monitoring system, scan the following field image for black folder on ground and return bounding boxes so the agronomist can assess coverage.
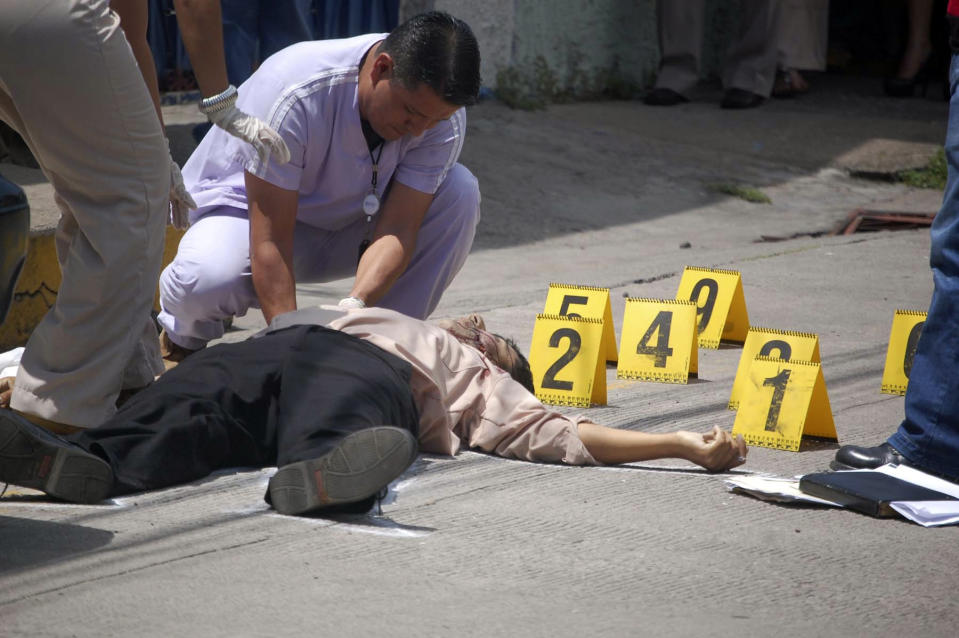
[799,470,958,518]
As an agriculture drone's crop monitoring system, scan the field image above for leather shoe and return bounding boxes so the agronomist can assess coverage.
[830,442,906,471]
[643,87,688,106]
[720,88,765,109]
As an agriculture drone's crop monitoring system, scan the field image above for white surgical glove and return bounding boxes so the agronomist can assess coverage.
[167,140,196,230]
[338,296,366,309]
[207,104,291,167]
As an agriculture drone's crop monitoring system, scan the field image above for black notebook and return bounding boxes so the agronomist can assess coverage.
[799,471,958,518]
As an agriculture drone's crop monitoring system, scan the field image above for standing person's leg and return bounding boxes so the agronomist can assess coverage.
[772,0,828,97]
[899,0,935,80]
[219,0,260,86]
[885,54,959,480]
[834,54,959,480]
[645,0,704,105]
[0,0,168,428]
[268,326,420,514]
[884,0,935,97]
[721,0,783,107]
[258,0,314,61]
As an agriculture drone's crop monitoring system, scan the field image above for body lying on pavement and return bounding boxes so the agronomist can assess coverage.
[0,306,746,516]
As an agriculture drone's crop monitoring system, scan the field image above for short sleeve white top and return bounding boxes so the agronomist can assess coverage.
[181,34,467,230]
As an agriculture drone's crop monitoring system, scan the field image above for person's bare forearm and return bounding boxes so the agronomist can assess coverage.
[111,0,164,124]
[348,235,409,305]
[251,244,297,324]
[577,422,747,471]
[347,181,430,306]
[577,422,686,465]
[245,172,299,323]
[172,0,229,97]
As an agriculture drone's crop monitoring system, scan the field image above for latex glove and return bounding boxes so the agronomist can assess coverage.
[338,296,366,309]
[167,142,196,230]
[207,104,291,166]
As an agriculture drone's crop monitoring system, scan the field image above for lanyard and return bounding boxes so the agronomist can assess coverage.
[358,141,385,263]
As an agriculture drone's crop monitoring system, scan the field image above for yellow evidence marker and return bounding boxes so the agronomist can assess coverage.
[542,283,618,363]
[616,298,698,384]
[530,314,606,407]
[732,356,838,452]
[880,309,926,396]
[675,266,749,348]
[728,327,821,410]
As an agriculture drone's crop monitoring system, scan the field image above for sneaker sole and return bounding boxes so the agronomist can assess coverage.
[0,410,112,504]
[268,426,417,516]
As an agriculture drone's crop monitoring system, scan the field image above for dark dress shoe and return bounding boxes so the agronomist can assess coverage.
[643,87,688,106]
[883,57,932,98]
[831,442,906,471]
[720,88,765,109]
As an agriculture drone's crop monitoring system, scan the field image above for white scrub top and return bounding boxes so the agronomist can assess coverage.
[182,33,467,230]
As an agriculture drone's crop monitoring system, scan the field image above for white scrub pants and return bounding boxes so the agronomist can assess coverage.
[0,0,169,427]
[158,164,480,349]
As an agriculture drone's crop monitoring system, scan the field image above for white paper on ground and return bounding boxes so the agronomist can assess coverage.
[889,501,959,527]
[873,463,959,527]
[0,346,23,378]
[724,474,841,506]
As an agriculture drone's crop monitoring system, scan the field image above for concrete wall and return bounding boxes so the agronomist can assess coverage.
[400,0,740,106]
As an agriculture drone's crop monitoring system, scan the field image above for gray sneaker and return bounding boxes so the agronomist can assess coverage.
[0,409,113,504]
[268,426,417,516]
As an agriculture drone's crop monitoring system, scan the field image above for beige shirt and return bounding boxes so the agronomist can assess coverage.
[268,307,597,466]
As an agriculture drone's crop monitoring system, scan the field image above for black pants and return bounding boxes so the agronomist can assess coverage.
[69,325,419,496]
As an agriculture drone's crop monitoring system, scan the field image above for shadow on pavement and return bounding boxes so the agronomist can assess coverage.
[0,514,114,574]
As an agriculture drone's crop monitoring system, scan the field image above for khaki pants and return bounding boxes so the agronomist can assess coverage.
[0,0,168,427]
[654,0,783,97]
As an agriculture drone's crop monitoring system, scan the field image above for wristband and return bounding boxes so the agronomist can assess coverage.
[199,85,238,114]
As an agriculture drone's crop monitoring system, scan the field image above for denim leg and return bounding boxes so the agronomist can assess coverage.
[888,54,959,480]
[258,0,314,60]
[220,0,260,86]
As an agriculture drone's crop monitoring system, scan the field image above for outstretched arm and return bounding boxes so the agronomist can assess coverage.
[577,422,746,472]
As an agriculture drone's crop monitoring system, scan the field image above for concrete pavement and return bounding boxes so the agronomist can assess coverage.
[1,74,956,636]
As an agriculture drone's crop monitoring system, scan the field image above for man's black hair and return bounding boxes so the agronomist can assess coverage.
[495,334,535,394]
[381,11,481,107]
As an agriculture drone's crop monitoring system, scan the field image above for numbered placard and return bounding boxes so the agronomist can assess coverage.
[732,357,837,452]
[675,266,750,348]
[617,298,698,384]
[530,314,606,407]
[880,309,926,396]
[543,283,618,363]
[728,327,821,410]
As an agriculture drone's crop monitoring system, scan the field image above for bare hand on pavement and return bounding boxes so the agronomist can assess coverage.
[677,425,747,472]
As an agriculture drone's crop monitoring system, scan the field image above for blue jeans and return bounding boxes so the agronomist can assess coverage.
[313,0,398,40]
[887,54,959,480]
[221,0,315,86]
